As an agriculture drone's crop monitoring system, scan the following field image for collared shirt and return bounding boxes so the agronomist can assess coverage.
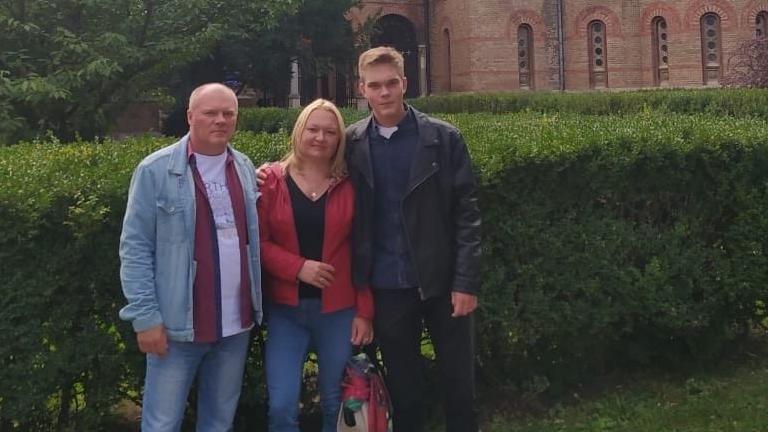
[187,143,253,342]
[368,107,419,289]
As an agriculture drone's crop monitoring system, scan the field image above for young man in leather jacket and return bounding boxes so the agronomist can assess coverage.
[346,47,482,432]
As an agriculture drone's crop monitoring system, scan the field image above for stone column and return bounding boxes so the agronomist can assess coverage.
[418,44,428,96]
[357,96,369,111]
[289,57,301,108]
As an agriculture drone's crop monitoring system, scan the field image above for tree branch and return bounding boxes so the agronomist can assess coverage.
[137,0,154,48]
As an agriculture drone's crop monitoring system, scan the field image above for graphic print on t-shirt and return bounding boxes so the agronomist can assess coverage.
[204,180,238,241]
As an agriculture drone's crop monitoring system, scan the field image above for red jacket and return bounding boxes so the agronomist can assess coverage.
[257,163,374,319]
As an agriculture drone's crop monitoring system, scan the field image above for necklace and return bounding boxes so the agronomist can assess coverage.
[291,170,331,201]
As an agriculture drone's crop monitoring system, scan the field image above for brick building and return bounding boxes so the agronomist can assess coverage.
[346,0,768,93]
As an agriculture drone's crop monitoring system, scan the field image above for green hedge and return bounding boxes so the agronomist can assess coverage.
[453,112,768,394]
[2,112,768,429]
[238,107,367,134]
[409,88,768,118]
[238,89,768,134]
[0,132,287,431]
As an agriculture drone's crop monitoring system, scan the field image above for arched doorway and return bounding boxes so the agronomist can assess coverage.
[371,14,420,99]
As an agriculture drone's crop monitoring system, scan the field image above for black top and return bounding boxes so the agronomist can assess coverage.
[287,174,327,298]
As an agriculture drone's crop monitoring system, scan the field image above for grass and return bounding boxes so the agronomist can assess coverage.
[110,338,768,431]
[476,341,768,432]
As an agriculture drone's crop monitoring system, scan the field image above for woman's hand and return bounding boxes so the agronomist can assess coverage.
[296,260,335,289]
[255,163,270,186]
[350,317,373,346]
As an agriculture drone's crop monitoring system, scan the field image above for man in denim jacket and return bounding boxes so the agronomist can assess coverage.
[119,83,262,431]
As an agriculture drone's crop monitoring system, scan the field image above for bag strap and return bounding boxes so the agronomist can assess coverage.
[359,343,386,378]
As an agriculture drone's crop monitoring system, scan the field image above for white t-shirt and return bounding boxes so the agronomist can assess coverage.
[194,152,245,337]
[377,124,398,139]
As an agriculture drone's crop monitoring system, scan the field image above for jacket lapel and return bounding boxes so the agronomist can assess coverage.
[349,116,375,188]
[405,110,440,195]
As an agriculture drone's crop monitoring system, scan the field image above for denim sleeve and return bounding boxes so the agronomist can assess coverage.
[118,163,163,332]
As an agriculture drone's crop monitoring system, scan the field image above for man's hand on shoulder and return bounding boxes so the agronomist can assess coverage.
[451,291,477,317]
[137,325,169,356]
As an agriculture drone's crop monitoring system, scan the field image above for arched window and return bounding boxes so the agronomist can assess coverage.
[700,13,721,85]
[372,14,420,98]
[518,25,534,89]
[757,11,768,38]
[443,29,452,92]
[652,17,669,86]
[588,20,608,89]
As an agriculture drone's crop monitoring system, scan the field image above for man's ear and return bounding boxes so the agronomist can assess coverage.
[358,79,366,97]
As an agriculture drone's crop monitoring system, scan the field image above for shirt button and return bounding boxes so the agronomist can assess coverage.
[169,206,175,212]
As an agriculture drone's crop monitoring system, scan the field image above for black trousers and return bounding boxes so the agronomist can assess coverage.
[373,288,478,432]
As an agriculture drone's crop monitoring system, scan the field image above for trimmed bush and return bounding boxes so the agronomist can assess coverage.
[2,112,768,428]
[454,112,768,394]
[0,132,287,431]
[238,107,367,134]
[410,88,768,118]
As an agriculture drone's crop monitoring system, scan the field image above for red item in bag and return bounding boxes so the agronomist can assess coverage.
[338,353,393,432]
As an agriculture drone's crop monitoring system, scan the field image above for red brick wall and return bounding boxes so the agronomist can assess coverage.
[356,0,768,92]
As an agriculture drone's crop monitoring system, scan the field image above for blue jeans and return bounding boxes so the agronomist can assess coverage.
[141,331,250,432]
[265,299,355,432]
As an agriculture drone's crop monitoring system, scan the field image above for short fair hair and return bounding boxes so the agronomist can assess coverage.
[284,99,347,178]
[187,83,238,112]
[357,46,405,82]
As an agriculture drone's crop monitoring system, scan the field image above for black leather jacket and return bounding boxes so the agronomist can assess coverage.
[346,107,481,299]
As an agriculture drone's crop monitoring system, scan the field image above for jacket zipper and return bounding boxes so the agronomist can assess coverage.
[400,164,438,300]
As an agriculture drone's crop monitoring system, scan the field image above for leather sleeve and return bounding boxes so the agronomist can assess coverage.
[448,129,482,296]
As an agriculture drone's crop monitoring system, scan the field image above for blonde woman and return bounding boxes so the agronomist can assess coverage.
[257,99,374,432]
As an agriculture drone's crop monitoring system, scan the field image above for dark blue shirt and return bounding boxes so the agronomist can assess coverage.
[369,108,419,289]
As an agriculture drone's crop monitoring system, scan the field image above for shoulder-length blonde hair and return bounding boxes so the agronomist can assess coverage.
[283,98,347,178]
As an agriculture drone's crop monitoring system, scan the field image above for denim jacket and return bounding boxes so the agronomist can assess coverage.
[119,135,262,342]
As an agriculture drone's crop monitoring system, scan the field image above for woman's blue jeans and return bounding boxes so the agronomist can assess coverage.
[141,330,250,432]
[265,299,354,432]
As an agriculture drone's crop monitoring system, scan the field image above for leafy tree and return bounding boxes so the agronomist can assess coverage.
[220,0,362,105]
[723,38,768,88]
[0,72,22,144]
[0,0,299,143]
